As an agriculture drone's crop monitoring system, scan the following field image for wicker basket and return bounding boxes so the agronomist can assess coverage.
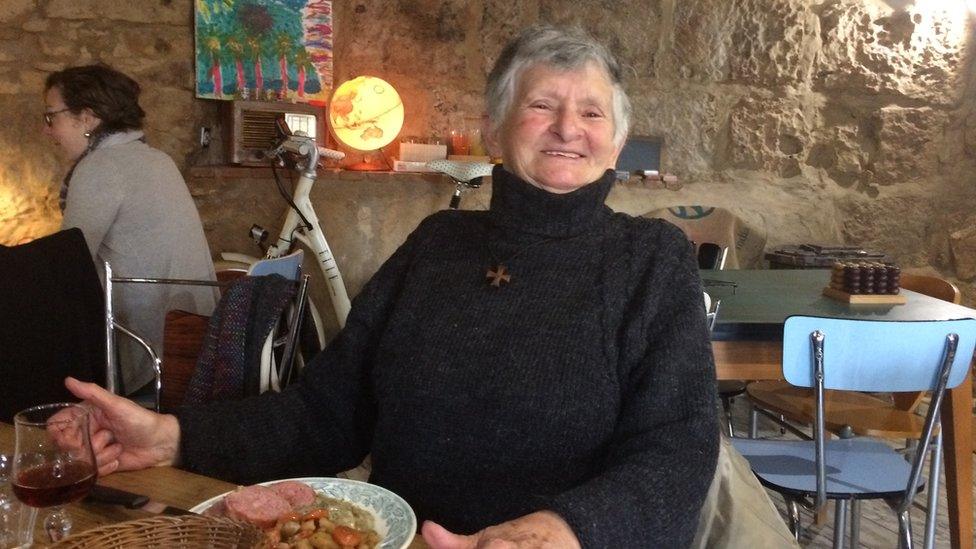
[51,515,264,548]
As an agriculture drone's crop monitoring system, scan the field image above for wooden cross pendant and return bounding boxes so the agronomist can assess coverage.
[486,264,511,287]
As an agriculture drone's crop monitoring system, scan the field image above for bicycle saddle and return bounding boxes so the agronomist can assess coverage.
[427,160,493,184]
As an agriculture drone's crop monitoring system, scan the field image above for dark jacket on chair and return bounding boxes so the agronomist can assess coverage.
[0,228,106,422]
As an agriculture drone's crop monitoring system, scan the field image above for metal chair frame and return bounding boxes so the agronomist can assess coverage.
[103,253,309,412]
[701,246,744,438]
[697,242,729,270]
[732,316,975,549]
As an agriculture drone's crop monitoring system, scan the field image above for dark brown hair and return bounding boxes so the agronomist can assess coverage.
[45,64,145,135]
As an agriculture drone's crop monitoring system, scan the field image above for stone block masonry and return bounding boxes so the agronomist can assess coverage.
[1,0,974,304]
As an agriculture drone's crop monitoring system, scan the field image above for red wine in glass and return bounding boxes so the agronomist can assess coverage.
[12,402,97,542]
[12,461,96,508]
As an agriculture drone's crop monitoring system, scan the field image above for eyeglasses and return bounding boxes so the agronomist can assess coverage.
[43,108,71,127]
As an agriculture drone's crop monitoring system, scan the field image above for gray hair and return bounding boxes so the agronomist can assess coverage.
[486,25,632,147]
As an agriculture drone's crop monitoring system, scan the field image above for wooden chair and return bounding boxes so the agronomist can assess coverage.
[160,310,210,410]
[158,267,249,407]
[746,274,962,442]
[158,253,306,408]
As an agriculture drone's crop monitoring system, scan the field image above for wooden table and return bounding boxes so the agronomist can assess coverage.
[0,423,426,547]
[706,269,975,549]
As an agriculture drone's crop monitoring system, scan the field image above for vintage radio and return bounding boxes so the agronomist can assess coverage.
[222,100,326,165]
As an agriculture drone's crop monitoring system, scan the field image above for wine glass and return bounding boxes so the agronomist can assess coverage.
[1,452,35,549]
[0,452,18,548]
[11,403,97,543]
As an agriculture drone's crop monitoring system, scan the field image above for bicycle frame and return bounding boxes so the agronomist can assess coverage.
[223,133,351,329]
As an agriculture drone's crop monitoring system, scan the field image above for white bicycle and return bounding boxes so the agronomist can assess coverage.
[219,118,350,359]
[219,154,493,351]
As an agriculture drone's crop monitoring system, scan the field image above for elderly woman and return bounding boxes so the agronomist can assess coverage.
[44,65,218,394]
[66,27,719,547]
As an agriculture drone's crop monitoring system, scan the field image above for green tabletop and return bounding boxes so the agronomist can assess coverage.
[702,269,976,341]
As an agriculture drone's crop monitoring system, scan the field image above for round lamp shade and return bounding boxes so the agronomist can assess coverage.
[329,76,404,152]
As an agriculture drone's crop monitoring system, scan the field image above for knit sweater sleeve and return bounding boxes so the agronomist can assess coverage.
[545,221,720,547]
[175,215,439,484]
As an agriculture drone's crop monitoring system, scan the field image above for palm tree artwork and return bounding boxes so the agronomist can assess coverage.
[239,3,272,98]
[204,34,223,99]
[275,32,292,98]
[295,49,311,98]
[247,36,264,96]
[194,0,333,102]
[225,34,247,97]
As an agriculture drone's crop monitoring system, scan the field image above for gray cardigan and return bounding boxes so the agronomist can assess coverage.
[61,131,218,391]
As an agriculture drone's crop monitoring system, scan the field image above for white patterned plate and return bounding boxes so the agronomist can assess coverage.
[189,477,416,549]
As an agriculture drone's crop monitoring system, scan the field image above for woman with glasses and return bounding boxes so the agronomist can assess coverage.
[43,64,218,396]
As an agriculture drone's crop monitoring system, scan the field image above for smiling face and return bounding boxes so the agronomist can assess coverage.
[491,61,623,194]
[42,86,99,162]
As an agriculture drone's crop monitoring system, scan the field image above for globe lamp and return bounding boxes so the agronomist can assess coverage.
[328,75,404,170]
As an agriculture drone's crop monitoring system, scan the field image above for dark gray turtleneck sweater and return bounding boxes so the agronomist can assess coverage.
[178,166,719,547]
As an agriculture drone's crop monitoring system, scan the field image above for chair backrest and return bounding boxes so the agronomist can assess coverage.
[160,309,210,409]
[782,316,976,393]
[182,274,299,405]
[148,252,306,409]
[703,291,720,332]
[0,228,107,421]
[641,205,767,268]
[698,242,729,270]
[248,250,303,280]
[901,273,961,304]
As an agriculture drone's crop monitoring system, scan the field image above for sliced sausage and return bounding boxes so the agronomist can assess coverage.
[270,480,316,507]
[224,485,292,528]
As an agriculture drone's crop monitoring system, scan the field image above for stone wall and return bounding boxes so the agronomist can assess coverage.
[2,0,975,304]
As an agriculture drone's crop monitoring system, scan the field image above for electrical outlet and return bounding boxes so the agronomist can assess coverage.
[199,127,212,148]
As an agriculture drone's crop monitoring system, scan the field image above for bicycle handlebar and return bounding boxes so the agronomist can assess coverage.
[317,146,346,161]
[272,135,345,162]
[275,134,312,157]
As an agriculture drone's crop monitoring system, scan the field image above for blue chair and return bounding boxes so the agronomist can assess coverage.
[248,249,303,278]
[731,316,976,549]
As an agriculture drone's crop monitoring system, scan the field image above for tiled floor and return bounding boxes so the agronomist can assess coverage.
[727,397,975,548]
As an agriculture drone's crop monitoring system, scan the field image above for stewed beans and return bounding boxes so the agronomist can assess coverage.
[263,496,380,549]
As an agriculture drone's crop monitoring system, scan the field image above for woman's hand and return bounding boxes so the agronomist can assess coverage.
[422,511,580,549]
[64,377,181,477]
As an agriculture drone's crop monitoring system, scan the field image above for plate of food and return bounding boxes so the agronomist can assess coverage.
[189,477,416,549]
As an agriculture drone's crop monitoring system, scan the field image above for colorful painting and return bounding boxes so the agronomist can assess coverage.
[195,0,333,102]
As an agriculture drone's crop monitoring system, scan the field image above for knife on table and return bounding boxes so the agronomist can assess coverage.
[86,484,194,516]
